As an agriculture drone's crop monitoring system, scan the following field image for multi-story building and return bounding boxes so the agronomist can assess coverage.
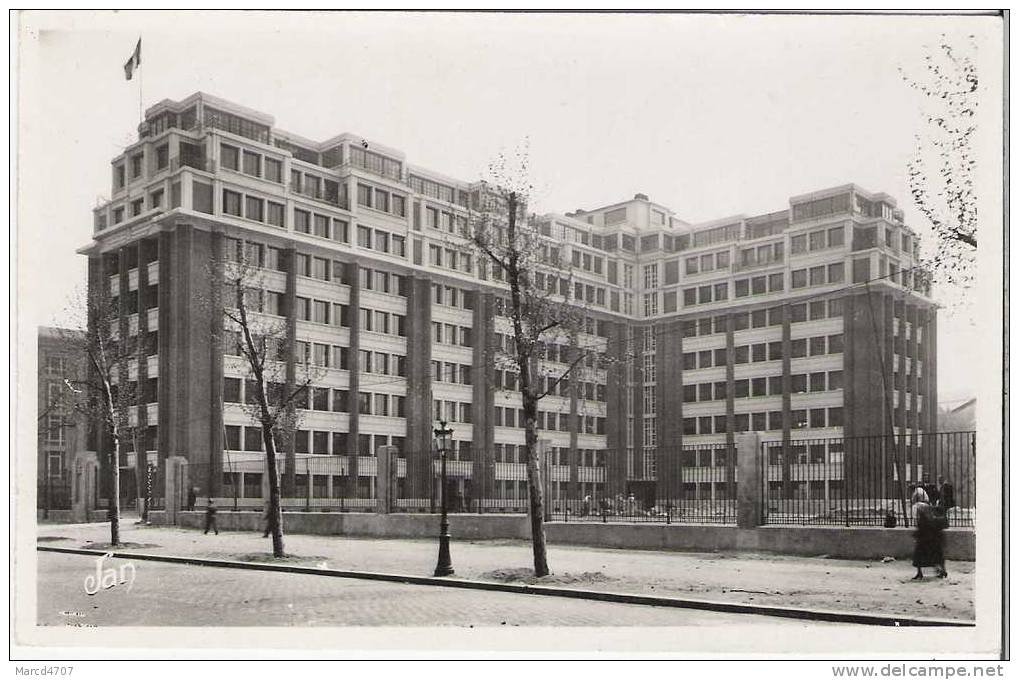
[80,92,937,509]
[37,327,85,510]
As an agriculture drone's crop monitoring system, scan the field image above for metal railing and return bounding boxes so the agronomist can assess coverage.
[760,431,975,528]
[178,445,738,524]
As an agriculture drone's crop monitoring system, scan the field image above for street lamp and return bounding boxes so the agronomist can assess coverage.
[433,419,455,577]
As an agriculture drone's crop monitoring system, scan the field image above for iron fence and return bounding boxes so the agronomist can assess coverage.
[760,431,975,528]
[37,471,72,511]
[178,445,738,524]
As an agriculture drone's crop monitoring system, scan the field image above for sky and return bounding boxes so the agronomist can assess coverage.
[14,11,1004,408]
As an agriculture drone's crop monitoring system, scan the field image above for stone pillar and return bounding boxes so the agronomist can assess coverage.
[736,431,762,529]
[376,445,397,513]
[71,451,99,522]
[538,438,553,521]
[164,455,187,525]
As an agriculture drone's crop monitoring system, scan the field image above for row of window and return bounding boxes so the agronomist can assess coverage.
[681,334,845,370]
[679,300,845,338]
[356,182,407,217]
[431,361,474,385]
[420,204,469,234]
[682,370,844,402]
[223,425,402,455]
[432,283,475,309]
[221,143,284,183]
[789,225,845,255]
[222,188,286,227]
[492,369,607,402]
[493,407,607,435]
[355,224,407,258]
[682,249,731,276]
[433,399,473,423]
[432,322,473,347]
[682,407,844,435]
[570,249,606,276]
[295,209,347,242]
[790,263,845,290]
[427,244,474,274]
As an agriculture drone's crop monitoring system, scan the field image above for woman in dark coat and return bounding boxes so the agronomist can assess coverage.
[912,489,947,580]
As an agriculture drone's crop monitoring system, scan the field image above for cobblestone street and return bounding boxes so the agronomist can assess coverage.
[38,551,831,628]
[36,520,975,621]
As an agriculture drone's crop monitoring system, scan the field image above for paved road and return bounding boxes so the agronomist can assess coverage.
[37,551,826,628]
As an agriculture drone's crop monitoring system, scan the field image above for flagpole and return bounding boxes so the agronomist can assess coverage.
[138,37,143,124]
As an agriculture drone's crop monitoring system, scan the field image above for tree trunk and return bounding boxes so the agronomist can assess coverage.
[133,429,145,522]
[109,435,121,546]
[522,395,549,577]
[262,423,286,557]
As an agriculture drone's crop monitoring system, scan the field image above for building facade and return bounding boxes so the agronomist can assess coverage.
[37,326,85,509]
[80,92,937,507]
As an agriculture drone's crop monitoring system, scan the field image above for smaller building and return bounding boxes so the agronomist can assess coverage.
[37,326,85,511]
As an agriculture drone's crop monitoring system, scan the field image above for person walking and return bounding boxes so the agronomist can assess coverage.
[186,486,197,512]
[910,487,947,580]
[203,497,219,535]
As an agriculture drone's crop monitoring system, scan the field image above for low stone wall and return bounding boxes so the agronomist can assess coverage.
[37,509,107,523]
[175,510,531,540]
[163,511,974,561]
[544,522,975,561]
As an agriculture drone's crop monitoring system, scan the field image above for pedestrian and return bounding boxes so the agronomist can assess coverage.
[922,477,940,507]
[910,487,947,580]
[187,486,197,512]
[262,504,271,538]
[937,475,956,513]
[203,497,218,535]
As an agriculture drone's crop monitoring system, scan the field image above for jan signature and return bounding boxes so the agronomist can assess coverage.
[83,552,136,596]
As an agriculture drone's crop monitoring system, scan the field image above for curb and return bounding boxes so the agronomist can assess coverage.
[37,545,974,628]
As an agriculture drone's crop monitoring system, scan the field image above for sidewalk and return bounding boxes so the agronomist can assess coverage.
[37,520,975,621]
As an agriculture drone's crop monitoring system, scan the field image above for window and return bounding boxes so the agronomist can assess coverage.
[245,196,264,222]
[809,336,826,356]
[791,234,807,254]
[221,145,239,171]
[242,150,260,177]
[333,219,350,243]
[809,266,825,286]
[768,273,784,292]
[791,269,807,288]
[735,279,749,297]
[294,209,310,234]
[828,225,844,247]
[222,190,242,217]
[829,370,844,390]
[267,202,285,227]
[264,157,282,183]
[828,262,845,283]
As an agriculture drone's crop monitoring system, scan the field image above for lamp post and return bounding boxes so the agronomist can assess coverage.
[433,419,454,577]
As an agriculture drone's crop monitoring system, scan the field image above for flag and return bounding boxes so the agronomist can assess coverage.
[124,39,141,81]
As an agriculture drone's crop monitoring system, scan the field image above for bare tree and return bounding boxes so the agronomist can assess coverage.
[211,244,316,558]
[464,145,601,577]
[59,293,140,546]
[902,35,979,287]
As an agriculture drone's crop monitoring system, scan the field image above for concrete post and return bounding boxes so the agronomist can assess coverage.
[164,455,187,525]
[736,431,762,529]
[376,445,397,513]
